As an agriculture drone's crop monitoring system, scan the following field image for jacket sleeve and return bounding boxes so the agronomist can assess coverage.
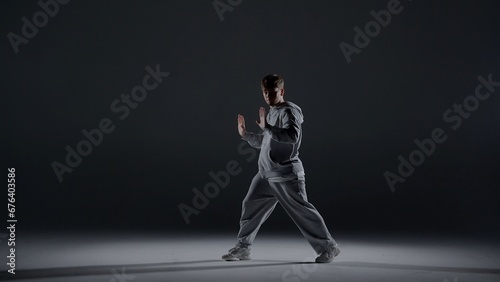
[241,131,263,149]
[264,108,301,144]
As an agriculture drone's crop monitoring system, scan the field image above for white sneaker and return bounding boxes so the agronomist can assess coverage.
[222,246,251,261]
[315,244,340,263]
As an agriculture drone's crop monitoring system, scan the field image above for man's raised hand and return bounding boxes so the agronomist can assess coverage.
[256,107,267,130]
[237,114,246,137]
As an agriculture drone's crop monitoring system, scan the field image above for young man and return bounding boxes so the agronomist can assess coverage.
[222,74,340,263]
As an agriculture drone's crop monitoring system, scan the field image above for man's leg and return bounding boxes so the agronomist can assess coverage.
[236,173,278,247]
[270,176,337,255]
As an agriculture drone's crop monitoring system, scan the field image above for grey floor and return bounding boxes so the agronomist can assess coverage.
[2,231,500,282]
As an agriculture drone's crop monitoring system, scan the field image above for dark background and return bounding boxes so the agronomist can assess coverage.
[1,0,499,238]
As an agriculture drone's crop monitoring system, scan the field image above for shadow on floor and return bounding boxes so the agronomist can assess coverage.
[6,259,500,280]
[6,259,302,280]
[335,261,500,275]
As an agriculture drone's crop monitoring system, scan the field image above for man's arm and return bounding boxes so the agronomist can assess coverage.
[256,107,300,144]
[238,114,263,148]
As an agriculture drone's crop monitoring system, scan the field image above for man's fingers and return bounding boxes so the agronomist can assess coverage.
[237,114,245,124]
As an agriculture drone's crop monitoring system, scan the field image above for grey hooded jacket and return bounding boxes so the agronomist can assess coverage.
[242,101,305,179]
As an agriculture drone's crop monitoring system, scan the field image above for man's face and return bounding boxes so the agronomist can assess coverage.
[262,86,284,106]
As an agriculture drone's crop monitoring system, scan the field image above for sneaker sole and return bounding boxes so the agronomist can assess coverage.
[222,256,251,261]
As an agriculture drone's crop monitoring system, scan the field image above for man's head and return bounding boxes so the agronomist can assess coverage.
[261,74,285,106]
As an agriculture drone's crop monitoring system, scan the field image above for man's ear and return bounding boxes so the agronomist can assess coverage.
[280,88,285,96]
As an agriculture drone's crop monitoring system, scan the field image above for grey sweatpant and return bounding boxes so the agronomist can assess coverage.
[236,172,336,254]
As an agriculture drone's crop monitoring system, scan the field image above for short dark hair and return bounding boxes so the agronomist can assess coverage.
[261,74,284,89]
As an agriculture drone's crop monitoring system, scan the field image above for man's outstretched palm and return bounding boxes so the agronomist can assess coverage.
[238,108,267,137]
[256,107,267,129]
[237,114,246,137]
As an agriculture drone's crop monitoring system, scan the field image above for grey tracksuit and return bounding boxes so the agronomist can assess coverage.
[237,101,336,254]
